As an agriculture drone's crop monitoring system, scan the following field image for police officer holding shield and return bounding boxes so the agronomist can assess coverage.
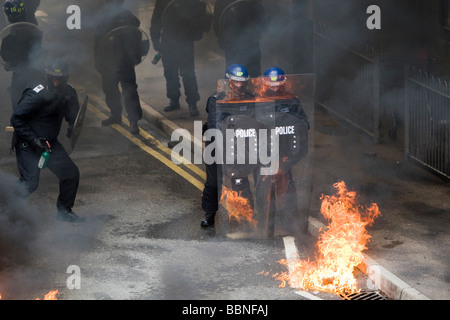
[254,67,309,235]
[1,0,45,109]
[201,64,255,228]
[10,60,84,222]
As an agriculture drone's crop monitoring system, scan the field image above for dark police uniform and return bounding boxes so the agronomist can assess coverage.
[201,89,257,224]
[94,2,143,127]
[0,0,45,109]
[150,0,202,113]
[10,82,80,216]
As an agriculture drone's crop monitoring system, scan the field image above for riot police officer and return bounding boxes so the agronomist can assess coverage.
[1,0,45,108]
[10,60,84,222]
[201,64,255,228]
[254,67,309,234]
[150,0,208,117]
[94,0,143,134]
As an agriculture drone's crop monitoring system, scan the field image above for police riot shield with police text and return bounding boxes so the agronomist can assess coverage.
[0,22,43,71]
[213,74,315,237]
[98,26,149,68]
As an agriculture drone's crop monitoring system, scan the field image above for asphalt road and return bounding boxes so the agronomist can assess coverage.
[0,71,340,301]
[1,0,448,305]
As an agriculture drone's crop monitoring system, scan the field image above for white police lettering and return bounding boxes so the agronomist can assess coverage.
[235,128,257,138]
[33,85,44,93]
[171,121,280,175]
[275,125,295,135]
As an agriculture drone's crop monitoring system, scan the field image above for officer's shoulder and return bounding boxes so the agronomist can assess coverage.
[21,84,47,98]
[30,84,46,94]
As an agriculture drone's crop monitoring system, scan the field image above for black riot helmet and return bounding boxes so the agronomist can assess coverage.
[45,60,69,93]
[4,0,26,23]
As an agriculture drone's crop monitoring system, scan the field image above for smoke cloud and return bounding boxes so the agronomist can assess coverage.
[0,169,43,267]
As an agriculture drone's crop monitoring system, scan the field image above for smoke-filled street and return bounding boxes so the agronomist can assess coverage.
[0,0,318,301]
[0,0,449,308]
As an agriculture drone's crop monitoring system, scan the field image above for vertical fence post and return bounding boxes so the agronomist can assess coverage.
[373,55,380,144]
[404,64,410,160]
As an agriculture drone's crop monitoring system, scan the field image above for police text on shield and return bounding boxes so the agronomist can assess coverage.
[170,121,282,175]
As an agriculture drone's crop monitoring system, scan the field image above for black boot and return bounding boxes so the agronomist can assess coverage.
[102,115,122,126]
[57,209,86,222]
[164,100,180,112]
[189,105,199,117]
[129,120,139,134]
[201,212,215,228]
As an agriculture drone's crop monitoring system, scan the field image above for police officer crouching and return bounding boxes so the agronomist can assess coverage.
[10,60,85,222]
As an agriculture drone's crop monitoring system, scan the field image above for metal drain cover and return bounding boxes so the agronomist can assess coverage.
[340,291,388,300]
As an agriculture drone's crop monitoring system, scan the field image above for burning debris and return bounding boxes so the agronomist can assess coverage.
[0,289,59,300]
[220,186,257,227]
[275,181,381,295]
[35,290,59,300]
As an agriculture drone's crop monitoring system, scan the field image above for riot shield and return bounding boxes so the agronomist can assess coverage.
[0,22,43,71]
[69,95,88,154]
[214,74,315,238]
[254,74,315,237]
[212,78,263,236]
[97,26,149,68]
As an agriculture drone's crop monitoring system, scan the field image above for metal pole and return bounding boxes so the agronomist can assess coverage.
[404,64,410,160]
[373,55,380,144]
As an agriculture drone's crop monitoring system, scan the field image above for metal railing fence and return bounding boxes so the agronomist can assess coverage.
[405,67,450,179]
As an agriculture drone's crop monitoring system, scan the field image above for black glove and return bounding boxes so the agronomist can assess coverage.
[152,41,161,52]
[30,137,49,153]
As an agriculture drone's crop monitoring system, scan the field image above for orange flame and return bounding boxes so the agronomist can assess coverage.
[0,289,58,300]
[220,186,257,227]
[276,181,381,295]
[35,290,59,300]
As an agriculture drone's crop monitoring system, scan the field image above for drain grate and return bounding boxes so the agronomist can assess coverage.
[340,291,388,300]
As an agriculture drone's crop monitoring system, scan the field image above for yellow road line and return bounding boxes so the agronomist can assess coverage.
[87,103,205,191]
[88,94,206,180]
[121,116,206,181]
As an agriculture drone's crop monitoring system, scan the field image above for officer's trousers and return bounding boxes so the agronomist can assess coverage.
[161,38,200,106]
[101,66,142,122]
[15,140,79,212]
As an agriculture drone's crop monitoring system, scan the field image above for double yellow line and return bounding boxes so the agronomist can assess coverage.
[87,95,206,191]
